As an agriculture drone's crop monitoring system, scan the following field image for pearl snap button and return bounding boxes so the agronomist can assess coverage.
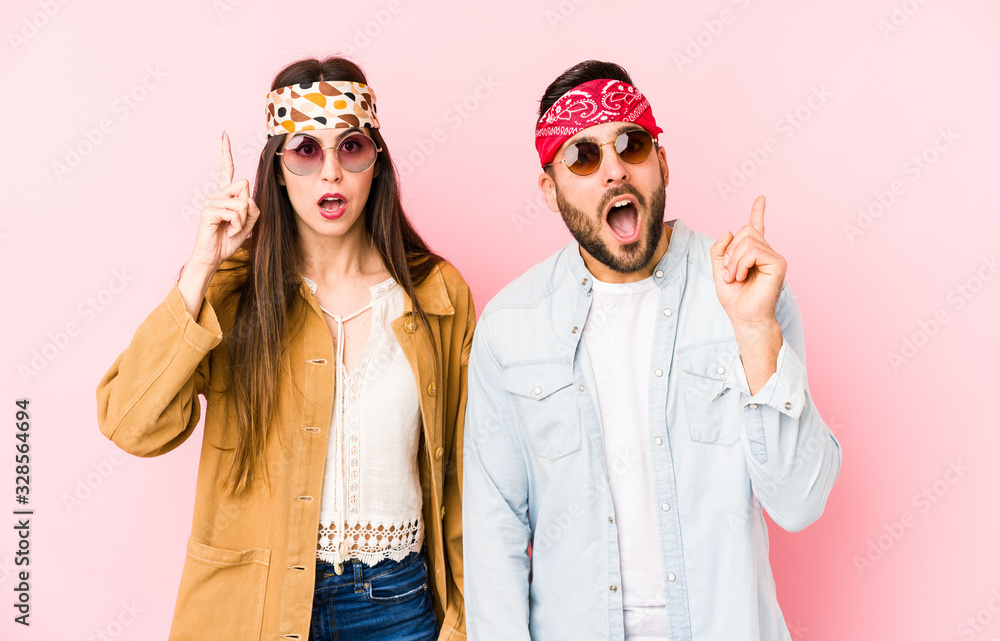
[610,585,618,592]
[663,308,672,316]
[533,387,542,395]
[785,401,792,410]
[661,503,670,511]
[655,270,664,278]
[654,368,663,377]
[667,573,676,581]
[654,437,663,445]
[717,366,726,375]
[749,403,758,409]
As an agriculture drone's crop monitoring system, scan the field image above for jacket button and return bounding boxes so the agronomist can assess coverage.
[434,446,444,460]
[440,505,446,519]
[427,382,436,397]
[785,401,792,410]
[404,318,416,333]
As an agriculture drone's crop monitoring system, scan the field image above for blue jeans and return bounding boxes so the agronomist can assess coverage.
[308,545,439,641]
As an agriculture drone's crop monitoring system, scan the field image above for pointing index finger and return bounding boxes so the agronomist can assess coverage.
[749,195,766,236]
[219,131,234,190]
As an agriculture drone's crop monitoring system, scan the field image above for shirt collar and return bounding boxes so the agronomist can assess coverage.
[566,218,692,295]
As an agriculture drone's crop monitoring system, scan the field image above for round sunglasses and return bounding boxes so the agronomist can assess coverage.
[276,131,382,176]
[547,129,657,176]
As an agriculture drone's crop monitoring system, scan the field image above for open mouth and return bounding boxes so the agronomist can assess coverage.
[605,196,641,244]
[318,194,346,218]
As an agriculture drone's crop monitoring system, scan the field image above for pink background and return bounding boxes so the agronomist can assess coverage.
[2,1,999,639]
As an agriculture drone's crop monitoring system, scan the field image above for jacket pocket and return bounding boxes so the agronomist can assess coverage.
[677,339,740,446]
[169,537,271,641]
[502,361,581,461]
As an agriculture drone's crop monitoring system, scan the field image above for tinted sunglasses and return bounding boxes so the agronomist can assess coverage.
[548,129,657,176]
[276,131,382,176]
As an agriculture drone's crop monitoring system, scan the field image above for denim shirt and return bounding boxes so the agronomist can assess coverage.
[463,218,842,640]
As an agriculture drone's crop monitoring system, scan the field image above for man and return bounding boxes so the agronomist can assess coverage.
[463,60,842,641]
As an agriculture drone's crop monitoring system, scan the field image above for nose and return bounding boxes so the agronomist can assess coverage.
[318,146,343,182]
[597,140,629,185]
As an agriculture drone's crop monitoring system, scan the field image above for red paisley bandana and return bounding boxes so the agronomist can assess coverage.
[535,78,662,168]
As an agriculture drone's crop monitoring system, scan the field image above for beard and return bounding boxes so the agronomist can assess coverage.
[555,174,666,274]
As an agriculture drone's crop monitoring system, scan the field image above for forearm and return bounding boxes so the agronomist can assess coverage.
[177,259,217,319]
[737,340,842,532]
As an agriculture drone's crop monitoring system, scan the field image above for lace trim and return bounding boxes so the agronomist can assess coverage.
[317,516,423,566]
[340,302,386,513]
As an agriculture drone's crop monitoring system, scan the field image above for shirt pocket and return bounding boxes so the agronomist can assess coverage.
[501,361,582,461]
[677,339,740,447]
[169,537,271,640]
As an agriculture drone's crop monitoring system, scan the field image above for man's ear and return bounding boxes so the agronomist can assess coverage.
[538,170,561,213]
[657,144,669,187]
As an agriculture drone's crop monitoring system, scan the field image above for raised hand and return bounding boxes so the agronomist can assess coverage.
[187,131,261,273]
[709,195,787,328]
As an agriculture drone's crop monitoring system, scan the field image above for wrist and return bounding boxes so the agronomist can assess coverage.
[732,317,781,346]
[182,257,218,283]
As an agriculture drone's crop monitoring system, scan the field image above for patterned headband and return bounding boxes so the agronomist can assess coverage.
[535,78,662,168]
[265,80,379,137]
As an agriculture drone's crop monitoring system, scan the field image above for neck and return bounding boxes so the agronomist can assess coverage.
[297,214,384,283]
[581,222,672,283]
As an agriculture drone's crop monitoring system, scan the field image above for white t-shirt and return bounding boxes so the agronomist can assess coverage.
[582,274,669,639]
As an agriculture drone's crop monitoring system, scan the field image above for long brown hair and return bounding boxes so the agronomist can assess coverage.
[214,56,442,496]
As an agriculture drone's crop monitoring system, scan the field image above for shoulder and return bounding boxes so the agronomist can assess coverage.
[675,220,719,281]
[479,244,571,322]
[432,258,473,303]
[411,256,475,324]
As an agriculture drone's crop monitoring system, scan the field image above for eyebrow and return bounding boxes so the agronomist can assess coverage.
[568,124,642,145]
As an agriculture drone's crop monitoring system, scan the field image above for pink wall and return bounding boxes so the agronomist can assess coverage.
[2,0,998,639]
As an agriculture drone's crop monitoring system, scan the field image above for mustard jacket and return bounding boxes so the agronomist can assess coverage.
[96,249,473,640]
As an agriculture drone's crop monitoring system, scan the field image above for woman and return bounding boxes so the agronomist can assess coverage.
[96,56,473,641]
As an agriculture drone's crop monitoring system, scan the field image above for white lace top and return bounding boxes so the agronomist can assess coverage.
[301,274,424,568]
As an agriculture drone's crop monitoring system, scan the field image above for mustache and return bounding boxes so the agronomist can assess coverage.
[597,185,646,214]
